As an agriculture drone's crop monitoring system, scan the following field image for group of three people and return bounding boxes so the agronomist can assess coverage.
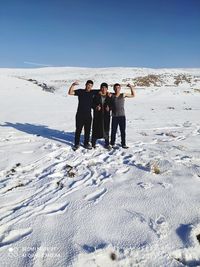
[68,80,135,150]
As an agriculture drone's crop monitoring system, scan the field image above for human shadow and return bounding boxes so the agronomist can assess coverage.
[0,122,77,146]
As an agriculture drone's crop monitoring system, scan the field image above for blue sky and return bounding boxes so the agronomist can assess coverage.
[0,0,200,68]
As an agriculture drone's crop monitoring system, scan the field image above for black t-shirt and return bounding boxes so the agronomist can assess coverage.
[74,89,99,115]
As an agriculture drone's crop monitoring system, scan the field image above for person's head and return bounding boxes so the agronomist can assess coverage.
[113,83,121,94]
[100,82,108,95]
[85,80,94,91]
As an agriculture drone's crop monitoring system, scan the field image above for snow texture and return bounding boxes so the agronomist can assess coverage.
[0,67,200,267]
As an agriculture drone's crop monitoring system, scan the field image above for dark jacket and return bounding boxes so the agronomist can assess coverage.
[92,93,112,139]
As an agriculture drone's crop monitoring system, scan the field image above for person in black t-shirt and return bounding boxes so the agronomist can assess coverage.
[68,80,99,150]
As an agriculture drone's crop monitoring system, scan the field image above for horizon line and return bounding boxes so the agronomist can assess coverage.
[0,66,200,70]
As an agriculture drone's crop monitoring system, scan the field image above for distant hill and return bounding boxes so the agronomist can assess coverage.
[1,67,200,93]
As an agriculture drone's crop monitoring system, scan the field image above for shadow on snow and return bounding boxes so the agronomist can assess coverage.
[0,122,76,146]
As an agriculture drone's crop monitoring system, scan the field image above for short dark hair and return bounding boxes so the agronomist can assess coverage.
[100,82,108,88]
[113,83,120,90]
[86,80,94,85]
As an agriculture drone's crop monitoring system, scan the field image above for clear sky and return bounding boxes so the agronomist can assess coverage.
[0,0,200,68]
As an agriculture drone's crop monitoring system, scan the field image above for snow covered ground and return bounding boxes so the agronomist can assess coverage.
[0,67,200,267]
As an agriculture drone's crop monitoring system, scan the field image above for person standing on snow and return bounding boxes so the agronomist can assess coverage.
[91,82,112,149]
[110,83,135,149]
[68,80,99,150]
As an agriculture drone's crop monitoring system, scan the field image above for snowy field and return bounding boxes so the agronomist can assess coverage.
[0,67,200,267]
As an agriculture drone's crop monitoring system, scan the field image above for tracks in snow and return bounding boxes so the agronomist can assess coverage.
[0,121,200,252]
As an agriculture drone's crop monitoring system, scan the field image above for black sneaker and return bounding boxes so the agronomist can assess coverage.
[84,144,92,150]
[73,145,80,151]
[122,145,129,149]
[104,145,112,150]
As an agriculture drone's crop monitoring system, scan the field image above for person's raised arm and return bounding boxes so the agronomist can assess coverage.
[124,83,136,98]
[68,81,79,95]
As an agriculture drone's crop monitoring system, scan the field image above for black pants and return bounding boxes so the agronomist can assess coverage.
[75,113,92,146]
[111,116,126,146]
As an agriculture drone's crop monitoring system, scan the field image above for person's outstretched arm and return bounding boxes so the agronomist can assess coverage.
[124,83,136,98]
[68,81,79,95]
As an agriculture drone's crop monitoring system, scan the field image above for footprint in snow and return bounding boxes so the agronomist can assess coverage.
[158,182,173,189]
[149,215,169,239]
[84,188,107,202]
[116,166,130,174]
[37,202,69,215]
[137,182,154,190]
[125,210,169,239]
[0,227,32,247]
[42,142,61,151]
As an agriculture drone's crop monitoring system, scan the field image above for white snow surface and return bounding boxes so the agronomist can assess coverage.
[0,67,200,267]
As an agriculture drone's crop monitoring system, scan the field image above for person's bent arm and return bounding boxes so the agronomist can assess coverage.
[124,83,135,98]
[68,81,79,95]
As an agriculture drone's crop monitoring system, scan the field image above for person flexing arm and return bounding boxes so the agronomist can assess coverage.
[68,81,79,95]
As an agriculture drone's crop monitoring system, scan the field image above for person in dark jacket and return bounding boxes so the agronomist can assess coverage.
[92,83,112,149]
[68,80,99,150]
